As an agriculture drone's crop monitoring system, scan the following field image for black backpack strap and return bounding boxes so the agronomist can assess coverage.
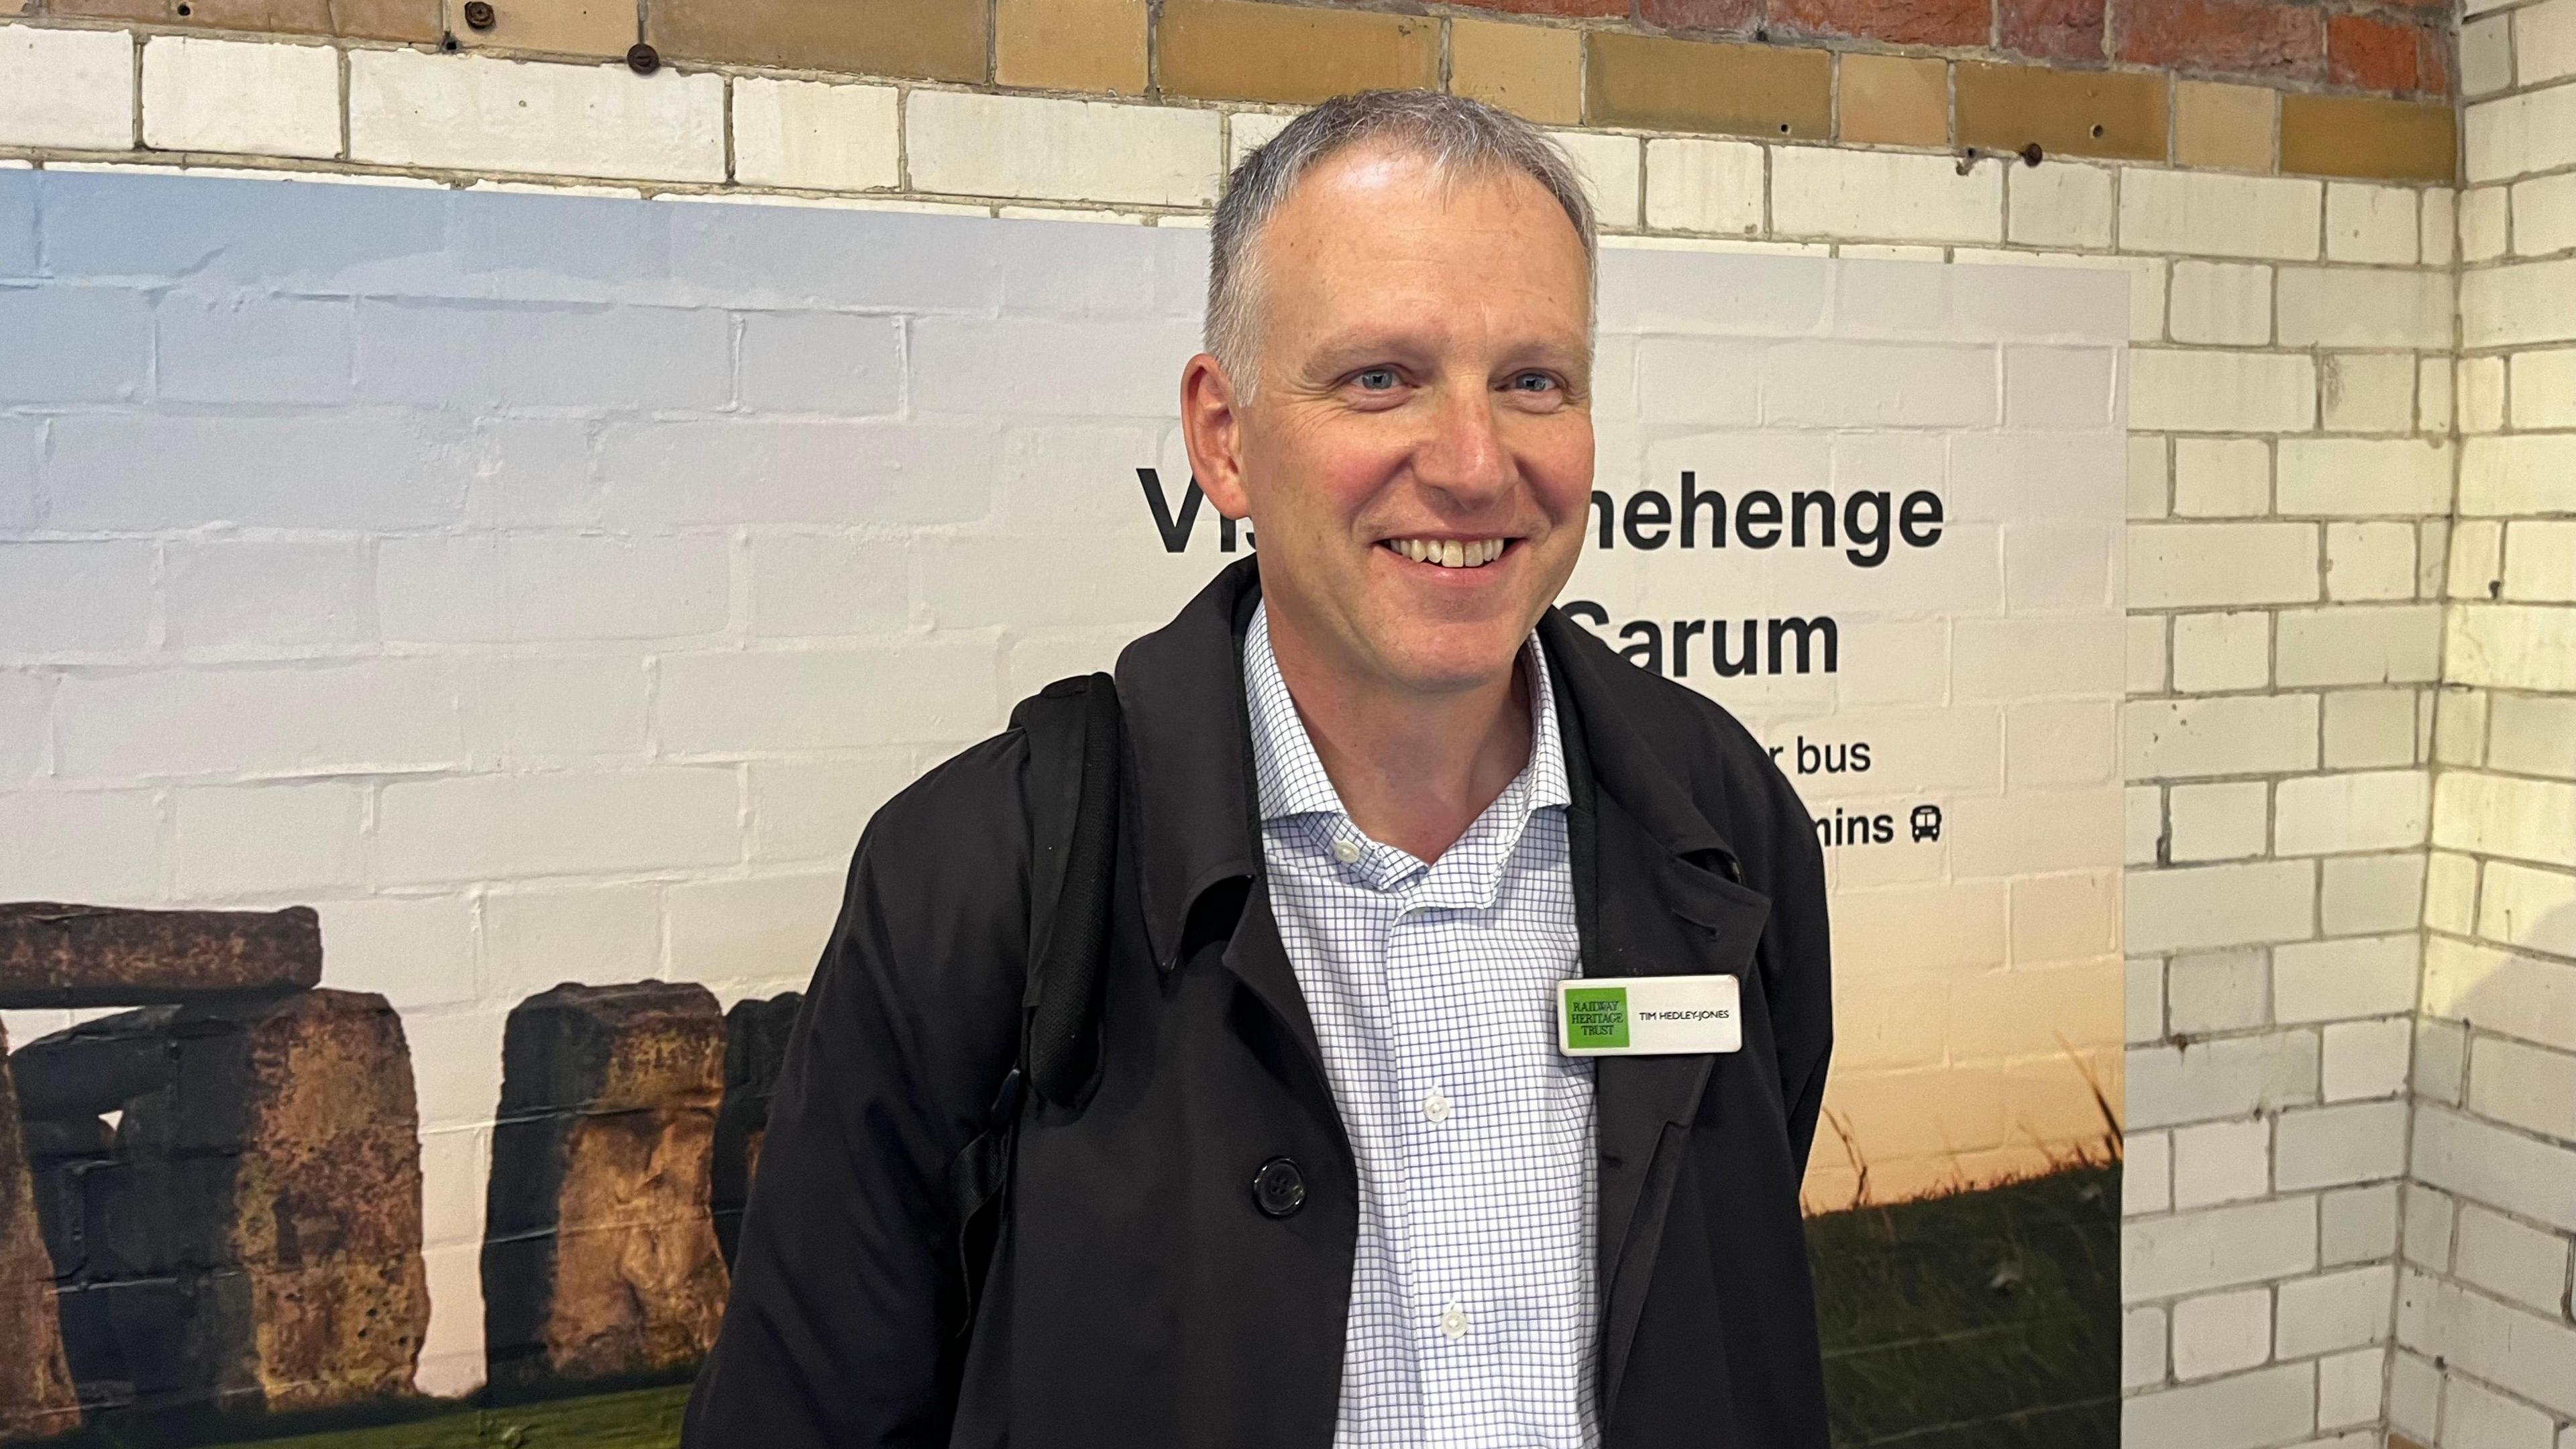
[949,671,1123,1336]
[1020,673,1122,1110]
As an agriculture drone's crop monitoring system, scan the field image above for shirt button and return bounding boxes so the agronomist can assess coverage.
[1423,1089,1450,1124]
[1330,837,1361,865]
[1440,1303,1469,1341]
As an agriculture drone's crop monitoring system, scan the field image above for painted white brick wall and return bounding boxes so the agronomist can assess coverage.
[2131,348,2319,432]
[2278,266,2456,350]
[2421,9,2576,1441]
[1768,146,2003,244]
[2169,260,2275,345]
[2326,182,2420,265]
[905,89,1222,207]
[0,24,131,150]
[2117,169,2323,261]
[141,36,341,160]
[1550,128,1643,228]
[731,78,900,193]
[1642,136,1764,237]
[1,18,2561,1440]
[2007,160,2116,249]
[347,49,725,183]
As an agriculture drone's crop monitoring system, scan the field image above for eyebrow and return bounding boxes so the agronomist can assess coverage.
[1300,329,1593,380]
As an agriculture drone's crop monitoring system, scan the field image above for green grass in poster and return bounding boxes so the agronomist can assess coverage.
[91,1166,2116,1449]
[52,1387,692,1449]
[1807,1163,2123,1448]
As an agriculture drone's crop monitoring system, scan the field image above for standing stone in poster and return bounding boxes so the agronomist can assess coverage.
[483,981,730,1391]
[713,992,800,1270]
[0,904,322,1008]
[0,1022,82,1440]
[7,990,430,1419]
[7,1011,168,1413]
[223,989,431,1411]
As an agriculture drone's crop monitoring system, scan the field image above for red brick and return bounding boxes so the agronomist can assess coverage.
[1442,0,1626,15]
[1638,0,1762,33]
[2416,25,2452,97]
[2116,0,2324,81]
[2000,0,2106,59]
[1772,0,1992,48]
[2329,12,2421,93]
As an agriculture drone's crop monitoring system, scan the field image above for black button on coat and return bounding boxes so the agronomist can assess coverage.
[684,558,1835,1448]
[1252,1158,1307,1219]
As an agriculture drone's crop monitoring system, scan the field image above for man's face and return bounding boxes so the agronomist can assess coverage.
[1184,143,1595,698]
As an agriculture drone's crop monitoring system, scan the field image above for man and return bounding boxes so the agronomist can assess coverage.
[686,90,1833,1448]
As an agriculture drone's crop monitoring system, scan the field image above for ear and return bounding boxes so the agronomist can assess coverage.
[1179,352,1253,521]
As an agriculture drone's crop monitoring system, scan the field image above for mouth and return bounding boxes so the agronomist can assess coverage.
[1380,537,1512,570]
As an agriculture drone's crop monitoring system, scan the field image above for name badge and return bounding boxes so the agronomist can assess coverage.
[1558,975,1742,1057]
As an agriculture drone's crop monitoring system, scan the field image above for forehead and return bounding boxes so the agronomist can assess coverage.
[1253,144,1590,315]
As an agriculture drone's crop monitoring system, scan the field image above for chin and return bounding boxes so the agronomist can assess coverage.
[1367,623,1533,696]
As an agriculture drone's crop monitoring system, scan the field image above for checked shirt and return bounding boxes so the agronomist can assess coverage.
[1243,603,1598,1449]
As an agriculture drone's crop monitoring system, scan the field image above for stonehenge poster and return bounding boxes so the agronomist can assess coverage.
[0,168,2127,1445]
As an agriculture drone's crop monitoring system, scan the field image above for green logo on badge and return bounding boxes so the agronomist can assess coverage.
[1565,985,1629,1050]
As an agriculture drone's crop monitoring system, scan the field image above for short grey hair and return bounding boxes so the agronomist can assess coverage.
[1205,89,1598,399]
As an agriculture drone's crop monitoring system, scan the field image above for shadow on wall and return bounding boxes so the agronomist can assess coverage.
[2417,889,2576,1196]
[0,901,798,1445]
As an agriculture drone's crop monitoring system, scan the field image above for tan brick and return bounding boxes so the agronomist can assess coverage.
[2282,94,2457,184]
[1839,52,1947,147]
[2176,80,2275,172]
[1450,17,1581,125]
[998,0,1147,96]
[52,0,438,42]
[1587,32,1831,139]
[1956,62,2166,162]
[1157,0,1437,105]
[650,0,987,81]
[457,0,631,58]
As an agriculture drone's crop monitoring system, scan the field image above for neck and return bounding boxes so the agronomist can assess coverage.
[1265,610,1534,864]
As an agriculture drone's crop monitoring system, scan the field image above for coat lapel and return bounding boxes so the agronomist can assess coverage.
[1542,612,1775,1417]
[1218,869,1329,1081]
[1585,796,1772,1411]
[1113,559,1330,1079]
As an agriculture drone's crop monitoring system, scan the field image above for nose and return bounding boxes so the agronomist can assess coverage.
[1413,378,1512,506]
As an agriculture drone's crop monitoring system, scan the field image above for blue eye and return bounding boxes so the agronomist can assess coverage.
[1354,368,1398,390]
[1512,372,1556,392]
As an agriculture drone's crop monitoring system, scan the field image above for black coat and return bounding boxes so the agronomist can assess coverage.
[684,558,1834,1448]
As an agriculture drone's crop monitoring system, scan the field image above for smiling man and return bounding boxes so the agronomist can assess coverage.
[686,91,1834,1449]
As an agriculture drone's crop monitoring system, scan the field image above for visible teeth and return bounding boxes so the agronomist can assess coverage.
[1387,538,1507,568]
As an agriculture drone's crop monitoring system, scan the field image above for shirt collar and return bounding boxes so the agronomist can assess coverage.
[1243,601,1570,834]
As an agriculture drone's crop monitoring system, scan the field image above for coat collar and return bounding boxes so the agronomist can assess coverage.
[1535,606,1747,879]
[1112,557,1267,974]
[1113,556,1754,969]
